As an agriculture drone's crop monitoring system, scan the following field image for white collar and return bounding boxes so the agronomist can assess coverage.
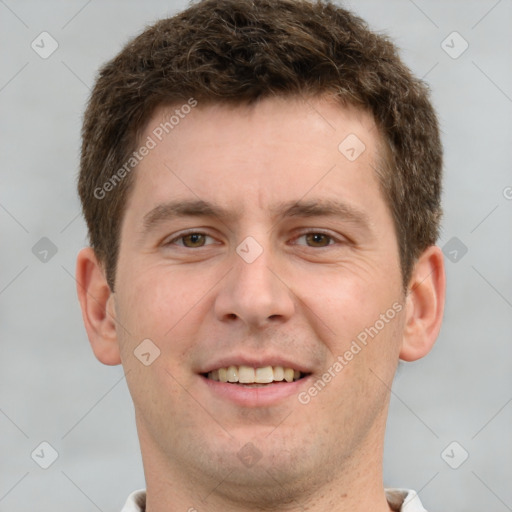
[121,488,427,511]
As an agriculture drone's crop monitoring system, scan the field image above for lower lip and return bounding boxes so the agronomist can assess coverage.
[200,375,310,407]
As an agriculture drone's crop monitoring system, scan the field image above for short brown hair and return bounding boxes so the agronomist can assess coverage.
[79,0,442,290]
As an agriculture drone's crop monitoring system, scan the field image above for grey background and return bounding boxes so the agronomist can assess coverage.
[1,0,511,510]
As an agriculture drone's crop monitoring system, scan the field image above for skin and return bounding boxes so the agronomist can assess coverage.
[76,95,445,512]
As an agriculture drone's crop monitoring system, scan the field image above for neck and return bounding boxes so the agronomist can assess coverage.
[138,414,392,512]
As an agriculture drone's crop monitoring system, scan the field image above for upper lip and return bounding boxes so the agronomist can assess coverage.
[199,354,313,375]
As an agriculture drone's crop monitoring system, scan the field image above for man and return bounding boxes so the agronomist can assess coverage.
[75,0,445,510]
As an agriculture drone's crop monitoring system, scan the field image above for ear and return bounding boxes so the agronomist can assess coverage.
[76,247,121,365]
[400,245,446,362]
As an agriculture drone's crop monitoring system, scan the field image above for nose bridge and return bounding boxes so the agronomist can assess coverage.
[214,235,295,327]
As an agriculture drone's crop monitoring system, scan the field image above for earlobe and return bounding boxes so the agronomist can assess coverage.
[399,245,446,362]
[75,247,121,365]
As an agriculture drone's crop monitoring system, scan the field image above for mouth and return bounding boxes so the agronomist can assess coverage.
[202,365,310,387]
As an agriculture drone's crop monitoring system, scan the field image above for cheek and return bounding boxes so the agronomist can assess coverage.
[119,266,188,328]
[301,272,375,334]
[114,270,207,417]
[114,265,216,364]
[300,265,404,364]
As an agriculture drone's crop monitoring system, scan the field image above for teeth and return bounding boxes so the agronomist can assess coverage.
[238,365,255,383]
[227,365,238,383]
[284,368,294,383]
[255,366,274,383]
[273,366,284,381]
[207,365,303,384]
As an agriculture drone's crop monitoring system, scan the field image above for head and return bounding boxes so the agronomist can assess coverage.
[79,0,442,292]
[76,0,445,507]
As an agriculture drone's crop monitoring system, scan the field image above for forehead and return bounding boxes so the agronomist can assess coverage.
[125,95,383,219]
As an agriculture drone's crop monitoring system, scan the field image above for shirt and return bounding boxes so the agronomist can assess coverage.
[121,488,427,511]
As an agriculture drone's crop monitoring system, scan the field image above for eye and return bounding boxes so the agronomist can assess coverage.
[295,232,336,247]
[169,232,216,248]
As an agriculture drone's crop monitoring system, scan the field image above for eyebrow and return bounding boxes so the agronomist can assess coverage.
[141,197,370,234]
[271,199,370,228]
[142,199,229,232]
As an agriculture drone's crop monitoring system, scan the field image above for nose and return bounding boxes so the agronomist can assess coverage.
[214,241,295,329]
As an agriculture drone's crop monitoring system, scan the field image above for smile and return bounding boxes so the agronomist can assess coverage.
[204,365,307,385]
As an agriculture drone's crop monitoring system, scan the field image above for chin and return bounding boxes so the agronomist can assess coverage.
[195,434,322,497]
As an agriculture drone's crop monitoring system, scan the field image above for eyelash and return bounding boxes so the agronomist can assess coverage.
[168,232,217,248]
[293,231,338,247]
[165,230,342,248]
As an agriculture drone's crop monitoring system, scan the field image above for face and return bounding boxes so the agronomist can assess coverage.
[112,96,406,499]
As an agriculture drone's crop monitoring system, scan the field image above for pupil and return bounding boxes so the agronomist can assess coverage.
[186,234,204,246]
[308,233,327,246]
